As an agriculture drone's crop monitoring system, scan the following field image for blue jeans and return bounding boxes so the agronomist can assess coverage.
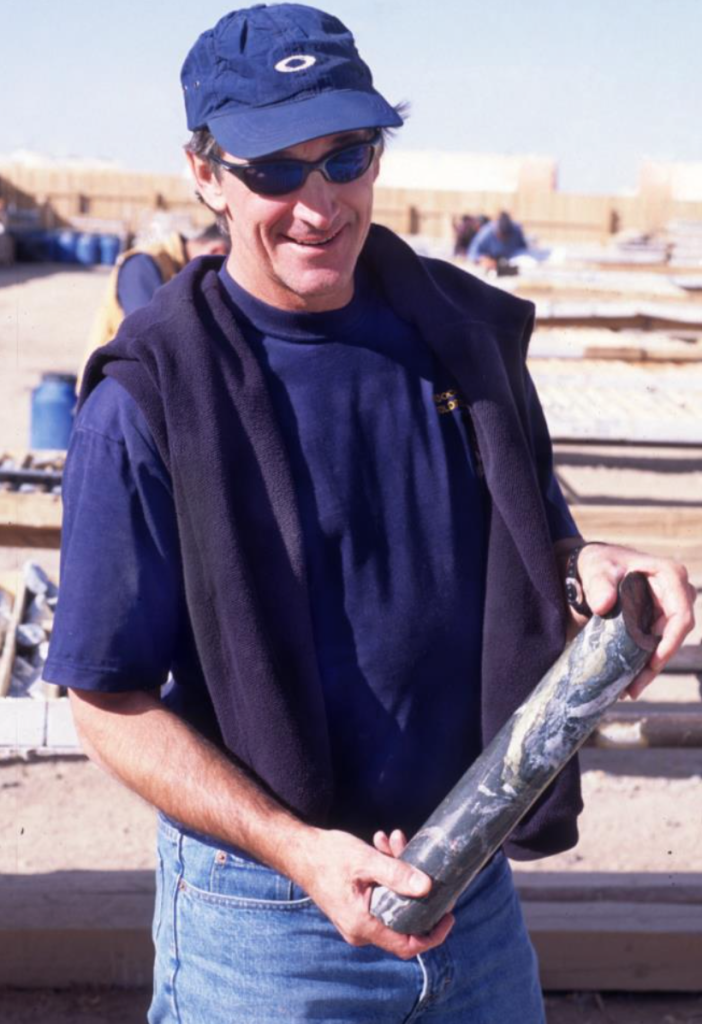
[149,817,545,1024]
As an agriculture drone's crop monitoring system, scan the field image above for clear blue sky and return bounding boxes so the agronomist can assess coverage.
[4,0,701,194]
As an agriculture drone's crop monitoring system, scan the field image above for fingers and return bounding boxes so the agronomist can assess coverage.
[302,829,450,960]
[625,668,654,700]
[648,577,696,666]
[577,546,625,616]
[577,546,696,698]
[399,912,455,958]
[355,910,455,961]
[611,562,696,699]
[373,829,408,858]
[371,850,430,898]
[368,831,429,897]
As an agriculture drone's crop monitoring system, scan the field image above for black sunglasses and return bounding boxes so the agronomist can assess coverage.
[209,131,381,197]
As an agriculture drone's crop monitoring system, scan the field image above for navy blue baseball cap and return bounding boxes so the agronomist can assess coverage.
[181,3,403,159]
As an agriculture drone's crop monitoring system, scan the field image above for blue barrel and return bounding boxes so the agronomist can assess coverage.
[30,373,77,450]
[99,233,122,265]
[54,229,78,263]
[75,232,100,266]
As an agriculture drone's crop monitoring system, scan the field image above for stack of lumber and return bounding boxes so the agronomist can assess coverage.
[509,254,702,991]
[0,451,63,548]
[518,436,702,990]
[0,562,60,700]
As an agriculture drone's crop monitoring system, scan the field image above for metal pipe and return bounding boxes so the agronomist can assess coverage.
[0,468,63,488]
[370,572,658,935]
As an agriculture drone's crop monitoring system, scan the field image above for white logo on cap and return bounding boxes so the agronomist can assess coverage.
[275,54,317,73]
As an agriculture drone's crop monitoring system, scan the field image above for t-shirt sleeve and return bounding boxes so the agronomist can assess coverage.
[44,378,183,692]
[116,254,164,315]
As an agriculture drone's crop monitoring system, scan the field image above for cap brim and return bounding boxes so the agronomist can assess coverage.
[208,90,403,159]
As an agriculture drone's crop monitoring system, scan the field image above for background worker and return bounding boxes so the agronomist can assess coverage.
[45,5,695,1023]
[79,223,228,383]
[468,209,529,268]
[451,212,486,258]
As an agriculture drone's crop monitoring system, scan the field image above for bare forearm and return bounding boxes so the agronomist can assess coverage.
[68,687,454,957]
[69,689,313,879]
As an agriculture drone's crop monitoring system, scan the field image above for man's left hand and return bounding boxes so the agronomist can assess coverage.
[569,543,696,699]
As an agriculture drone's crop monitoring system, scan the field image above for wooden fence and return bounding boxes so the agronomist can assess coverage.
[2,162,702,244]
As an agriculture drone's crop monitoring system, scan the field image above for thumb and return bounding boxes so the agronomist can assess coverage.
[370,850,431,898]
[584,570,623,616]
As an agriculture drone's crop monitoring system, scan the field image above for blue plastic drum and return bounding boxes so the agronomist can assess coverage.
[99,233,122,265]
[30,373,77,450]
[75,233,100,266]
[54,229,78,263]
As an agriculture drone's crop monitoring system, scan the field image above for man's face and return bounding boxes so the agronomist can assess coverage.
[191,130,379,313]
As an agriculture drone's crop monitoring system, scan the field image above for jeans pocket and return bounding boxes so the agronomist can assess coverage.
[179,839,314,910]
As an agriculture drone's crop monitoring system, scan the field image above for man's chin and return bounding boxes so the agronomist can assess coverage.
[276,269,355,313]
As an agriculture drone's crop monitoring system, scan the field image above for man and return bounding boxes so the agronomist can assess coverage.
[78,222,228,385]
[468,209,529,269]
[451,213,485,258]
[45,6,694,1023]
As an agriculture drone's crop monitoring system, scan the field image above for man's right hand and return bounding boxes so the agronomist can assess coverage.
[291,827,454,959]
[68,689,453,959]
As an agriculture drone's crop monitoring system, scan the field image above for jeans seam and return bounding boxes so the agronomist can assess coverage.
[401,954,429,1024]
[153,849,164,946]
[170,833,184,1024]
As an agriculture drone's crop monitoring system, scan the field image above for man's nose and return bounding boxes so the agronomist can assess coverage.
[292,169,339,226]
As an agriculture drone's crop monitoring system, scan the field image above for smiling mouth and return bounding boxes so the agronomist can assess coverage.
[285,227,344,248]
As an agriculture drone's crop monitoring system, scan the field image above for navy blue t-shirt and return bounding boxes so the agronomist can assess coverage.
[47,266,576,838]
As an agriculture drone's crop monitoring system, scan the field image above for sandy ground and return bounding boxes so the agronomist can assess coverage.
[1,265,702,1021]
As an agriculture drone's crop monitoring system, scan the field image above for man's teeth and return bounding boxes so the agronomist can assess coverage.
[292,233,337,246]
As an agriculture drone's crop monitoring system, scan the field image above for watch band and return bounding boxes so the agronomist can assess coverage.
[564,543,600,617]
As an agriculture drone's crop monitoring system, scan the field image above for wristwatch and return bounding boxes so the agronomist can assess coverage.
[564,543,598,617]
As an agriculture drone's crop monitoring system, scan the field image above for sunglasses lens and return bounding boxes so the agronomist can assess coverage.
[240,162,305,196]
[231,137,376,195]
[326,143,373,184]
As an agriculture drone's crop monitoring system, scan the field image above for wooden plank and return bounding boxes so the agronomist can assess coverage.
[514,871,702,905]
[588,709,702,749]
[0,524,61,549]
[581,344,702,363]
[524,900,702,991]
[0,870,700,990]
[0,492,62,548]
[570,504,702,542]
[667,644,702,674]
[0,491,62,529]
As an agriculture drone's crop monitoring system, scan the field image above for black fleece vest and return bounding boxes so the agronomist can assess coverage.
[82,225,582,859]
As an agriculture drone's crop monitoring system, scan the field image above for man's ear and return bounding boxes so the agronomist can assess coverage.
[186,151,227,214]
[371,150,382,182]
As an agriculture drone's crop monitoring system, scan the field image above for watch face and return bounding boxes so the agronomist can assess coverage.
[565,575,590,616]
